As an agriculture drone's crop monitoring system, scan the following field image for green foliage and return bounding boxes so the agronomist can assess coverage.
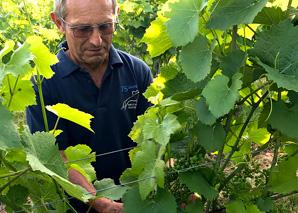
[1,0,298,212]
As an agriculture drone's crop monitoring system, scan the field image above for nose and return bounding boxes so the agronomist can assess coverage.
[88,28,102,46]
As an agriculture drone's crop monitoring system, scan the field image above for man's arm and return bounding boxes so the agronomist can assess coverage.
[59,151,123,213]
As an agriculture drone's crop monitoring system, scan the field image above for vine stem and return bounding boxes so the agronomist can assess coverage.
[231,25,238,51]
[35,69,49,132]
[268,133,281,183]
[22,0,34,35]
[52,178,77,213]
[0,167,31,193]
[220,91,269,172]
[287,0,293,8]
[217,139,271,193]
[7,75,20,109]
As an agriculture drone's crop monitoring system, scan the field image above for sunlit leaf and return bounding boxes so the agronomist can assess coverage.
[46,103,94,133]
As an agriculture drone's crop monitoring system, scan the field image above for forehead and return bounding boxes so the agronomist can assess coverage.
[65,0,114,24]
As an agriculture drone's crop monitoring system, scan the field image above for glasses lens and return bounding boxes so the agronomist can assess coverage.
[73,26,93,38]
[98,22,117,35]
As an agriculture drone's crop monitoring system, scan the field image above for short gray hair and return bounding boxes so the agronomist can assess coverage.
[53,0,117,18]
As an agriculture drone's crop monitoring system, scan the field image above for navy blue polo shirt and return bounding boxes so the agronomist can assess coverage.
[26,41,153,183]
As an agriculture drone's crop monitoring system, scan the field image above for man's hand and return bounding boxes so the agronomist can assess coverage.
[91,197,123,213]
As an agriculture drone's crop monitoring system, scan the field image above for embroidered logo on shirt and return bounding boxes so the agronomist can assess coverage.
[121,90,139,110]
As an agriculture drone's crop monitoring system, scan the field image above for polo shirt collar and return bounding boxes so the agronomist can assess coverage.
[56,41,123,78]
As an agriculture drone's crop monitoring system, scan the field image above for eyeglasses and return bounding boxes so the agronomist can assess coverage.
[60,17,118,38]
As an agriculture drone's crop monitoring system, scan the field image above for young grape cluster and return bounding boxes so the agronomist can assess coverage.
[164,152,206,205]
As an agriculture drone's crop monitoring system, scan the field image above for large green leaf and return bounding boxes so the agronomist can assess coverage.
[142,113,181,146]
[27,179,67,212]
[269,101,298,139]
[6,184,29,206]
[0,104,22,151]
[196,122,226,152]
[269,155,298,194]
[257,60,298,92]
[132,140,165,200]
[225,200,246,213]
[123,186,177,213]
[202,73,243,118]
[26,35,58,79]
[2,75,36,111]
[141,16,173,58]
[253,6,287,25]
[46,103,94,133]
[180,34,216,83]
[165,0,207,47]
[195,97,216,126]
[249,20,298,91]
[65,144,96,183]
[206,0,269,31]
[94,178,129,201]
[0,42,34,83]
[179,170,218,200]
[220,49,247,79]
[162,72,208,100]
[21,127,92,202]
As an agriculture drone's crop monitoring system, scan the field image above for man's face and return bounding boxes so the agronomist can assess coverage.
[62,0,116,68]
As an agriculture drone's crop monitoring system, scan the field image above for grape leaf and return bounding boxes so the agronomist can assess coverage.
[196,122,226,152]
[141,16,173,58]
[180,34,216,83]
[225,200,246,213]
[6,184,29,206]
[269,155,298,194]
[46,103,94,133]
[0,104,22,151]
[162,72,208,99]
[5,149,26,163]
[195,97,216,126]
[179,171,218,200]
[220,49,247,78]
[246,203,263,213]
[123,186,177,213]
[253,6,287,25]
[2,75,36,111]
[26,35,58,79]
[132,140,165,200]
[206,0,269,31]
[185,201,204,213]
[65,144,96,183]
[248,20,298,91]
[269,101,298,139]
[129,108,159,145]
[94,178,129,201]
[26,179,66,212]
[21,127,92,202]
[0,42,34,82]
[0,40,15,62]
[255,197,274,211]
[165,0,207,47]
[143,113,181,146]
[257,60,298,92]
[202,73,243,118]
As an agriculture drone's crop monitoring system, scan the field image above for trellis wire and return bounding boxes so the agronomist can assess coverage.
[12,143,295,213]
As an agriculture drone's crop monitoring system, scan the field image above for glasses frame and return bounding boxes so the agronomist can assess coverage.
[59,16,119,38]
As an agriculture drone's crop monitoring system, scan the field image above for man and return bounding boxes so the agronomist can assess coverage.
[26,0,153,212]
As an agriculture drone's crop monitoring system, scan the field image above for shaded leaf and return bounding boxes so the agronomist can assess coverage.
[0,40,15,62]
[220,49,247,78]
[195,97,216,126]
[179,171,218,200]
[6,184,29,206]
[206,0,269,31]
[269,101,298,139]
[180,34,216,83]
[196,122,226,152]
[225,200,246,213]
[94,178,129,201]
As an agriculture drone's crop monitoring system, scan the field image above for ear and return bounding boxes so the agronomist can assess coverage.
[50,12,66,35]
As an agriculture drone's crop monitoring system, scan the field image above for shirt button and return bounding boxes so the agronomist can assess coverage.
[88,80,92,84]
